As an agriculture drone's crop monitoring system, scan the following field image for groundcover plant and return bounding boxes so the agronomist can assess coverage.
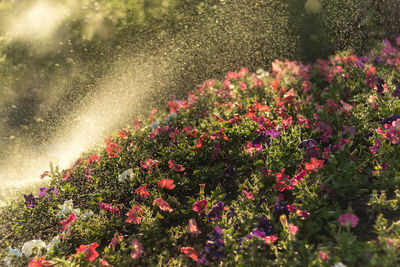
[1,38,400,266]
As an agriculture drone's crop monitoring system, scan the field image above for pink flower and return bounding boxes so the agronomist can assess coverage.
[131,238,145,259]
[60,213,76,232]
[75,243,99,262]
[168,160,185,172]
[181,247,198,261]
[158,179,176,189]
[369,139,381,157]
[153,198,173,212]
[118,129,130,139]
[135,184,150,198]
[338,212,359,227]
[126,205,144,224]
[288,224,298,236]
[396,36,400,46]
[192,199,208,215]
[301,80,312,93]
[140,158,158,174]
[240,82,247,91]
[187,219,201,236]
[99,259,112,267]
[319,251,330,260]
[105,138,121,158]
[85,154,100,165]
[305,157,324,173]
[28,256,56,267]
[109,233,123,249]
[264,234,278,245]
[242,190,254,200]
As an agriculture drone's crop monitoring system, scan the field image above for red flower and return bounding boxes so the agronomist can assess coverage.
[75,242,99,262]
[135,184,150,198]
[192,199,208,215]
[272,169,290,192]
[195,133,208,148]
[126,206,144,224]
[140,159,158,174]
[305,157,324,173]
[153,198,173,212]
[283,88,296,103]
[62,169,72,180]
[105,138,121,158]
[168,160,185,172]
[255,102,269,112]
[85,154,100,165]
[118,129,130,139]
[131,238,145,259]
[28,256,56,267]
[181,247,198,261]
[158,179,176,189]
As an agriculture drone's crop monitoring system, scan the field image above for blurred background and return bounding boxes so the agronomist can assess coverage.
[0,0,397,191]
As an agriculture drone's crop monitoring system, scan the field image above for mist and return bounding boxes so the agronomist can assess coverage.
[0,0,394,197]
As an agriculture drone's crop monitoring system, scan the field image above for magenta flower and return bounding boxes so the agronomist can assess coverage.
[193,199,208,215]
[338,212,359,227]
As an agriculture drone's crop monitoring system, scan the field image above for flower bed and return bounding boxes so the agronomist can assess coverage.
[2,37,400,266]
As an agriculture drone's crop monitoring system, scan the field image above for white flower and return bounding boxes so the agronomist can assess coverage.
[118,168,133,182]
[73,208,81,217]
[150,120,159,130]
[332,262,347,267]
[57,199,74,217]
[79,210,93,220]
[46,236,61,252]
[21,239,46,257]
[3,257,12,266]
[7,247,22,257]
[256,69,269,78]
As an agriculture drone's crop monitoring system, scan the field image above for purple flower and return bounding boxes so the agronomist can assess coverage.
[266,129,281,139]
[393,80,400,99]
[273,200,289,216]
[38,188,47,198]
[356,61,364,68]
[252,132,267,146]
[227,207,238,219]
[298,139,317,149]
[381,114,400,125]
[246,216,274,240]
[197,226,225,264]
[207,201,225,220]
[374,56,382,64]
[246,229,266,239]
[49,187,59,195]
[24,193,37,208]
[38,187,59,199]
[356,56,368,68]
[359,56,369,63]
[223,166,235,178]
[363,131,374,139]
[256,216,274,236]
[376,78,385,93]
